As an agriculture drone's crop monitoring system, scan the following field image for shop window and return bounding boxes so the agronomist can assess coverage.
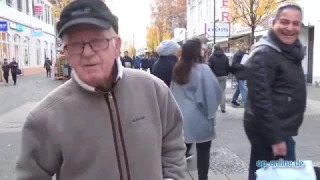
[36,39,41,65]
[6,0,12,6]
[0,33,10,62]
[17,0,23,11]
[23,37,30,66]
[13,34,21,64]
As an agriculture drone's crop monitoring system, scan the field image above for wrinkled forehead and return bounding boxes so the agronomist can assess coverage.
[63,24,115,42]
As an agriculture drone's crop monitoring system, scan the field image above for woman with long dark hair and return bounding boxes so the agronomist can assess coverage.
[170,39,222,180]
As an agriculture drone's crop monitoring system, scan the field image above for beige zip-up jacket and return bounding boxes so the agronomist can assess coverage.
[16,59,186,180]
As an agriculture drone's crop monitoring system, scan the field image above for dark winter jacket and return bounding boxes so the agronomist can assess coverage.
[121,56,132,68]
[152,55,177,87]
[9,61,19,74]
[208,49,230,77]
[231,50,247,80]
[244,30,307,145]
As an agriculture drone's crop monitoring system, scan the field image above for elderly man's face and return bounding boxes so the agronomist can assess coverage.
[63,25,121,87]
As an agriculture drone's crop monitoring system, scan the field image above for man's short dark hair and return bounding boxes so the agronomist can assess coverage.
[275,4,302,20]
[124,51,128,53]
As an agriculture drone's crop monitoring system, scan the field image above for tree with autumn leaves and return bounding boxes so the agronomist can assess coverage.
[146,0,186,51]
[229,0,281,44]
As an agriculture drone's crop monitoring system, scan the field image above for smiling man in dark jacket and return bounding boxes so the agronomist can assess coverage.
[244,4,306,180]
[208,44,229,113]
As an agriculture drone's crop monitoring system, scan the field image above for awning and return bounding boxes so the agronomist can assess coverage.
[229,34,249,40]
[254,30,268,37]
[206,38,229,46]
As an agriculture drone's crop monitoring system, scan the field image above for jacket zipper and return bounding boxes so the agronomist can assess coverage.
[105,92,131,180]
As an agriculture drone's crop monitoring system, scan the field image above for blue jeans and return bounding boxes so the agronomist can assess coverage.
[232,80,247,104]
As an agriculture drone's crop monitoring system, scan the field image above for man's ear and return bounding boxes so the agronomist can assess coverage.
[115,37,122,57]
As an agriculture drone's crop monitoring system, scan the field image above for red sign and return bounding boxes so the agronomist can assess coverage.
[34,4,43,15]
[221,0,231,22]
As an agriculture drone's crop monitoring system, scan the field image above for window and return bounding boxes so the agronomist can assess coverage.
[17,0,23,11]
[23,37,30,66]
[26,0,29,14]
[44,41,48,59]
[46,5,49,23]
[40,1,44,21]
[198,1,202,24]
[13,34,21,64]
[36,39,41,65]
[6,0,12,6]
[0,33,11,62]
[50,43,54,61]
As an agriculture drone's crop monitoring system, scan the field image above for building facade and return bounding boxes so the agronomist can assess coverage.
[0,0,56,75]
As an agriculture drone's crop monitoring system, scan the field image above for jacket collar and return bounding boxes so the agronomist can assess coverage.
[72,57,123,93]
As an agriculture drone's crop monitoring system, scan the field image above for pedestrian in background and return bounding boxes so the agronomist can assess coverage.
[231,43,249,107]
[121,50,133,68]
[44,57,52,78]
[1,59,10,84]
[9,58,19,85]
[16,0,186,179]
[244,4,306,180]
[152,40,180,87]
[208,44,230,113]
[141,54,149,71]
[171,38,222,180]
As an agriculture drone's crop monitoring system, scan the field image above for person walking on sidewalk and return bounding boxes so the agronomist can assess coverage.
[152,40,180,87]
[244,4,306,180]
[121,50,133,68]
[44,57,52,78]
[171,39,222,180]
[15,1,186,180]
[208,44,230,113]
[9,58,19,85]
[1,59,10,84]
[231,43,249,107]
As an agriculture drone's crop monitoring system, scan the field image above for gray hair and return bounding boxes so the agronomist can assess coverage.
[156,40,180,56]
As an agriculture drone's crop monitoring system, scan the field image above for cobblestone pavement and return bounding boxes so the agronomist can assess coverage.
[0,76,320,180]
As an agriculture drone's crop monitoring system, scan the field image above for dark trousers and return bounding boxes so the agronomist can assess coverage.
[3,71,9,83]
[186,141,212,180]
[246,130,296,180]
[11,73,17,85]
[46,68,51,77]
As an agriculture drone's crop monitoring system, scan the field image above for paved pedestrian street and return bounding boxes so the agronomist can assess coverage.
[1,74,320,179]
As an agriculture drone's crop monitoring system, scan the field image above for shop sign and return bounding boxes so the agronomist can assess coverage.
[32,28,43,36]
[9,22,24,32]
[0,21,8,32]
[206,22,230,38]
[34,4,43,15]
[221,0,231,22]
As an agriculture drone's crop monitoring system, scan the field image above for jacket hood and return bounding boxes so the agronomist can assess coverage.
[251,33,281,53]
[72,57,123,93]
[213,49,224,57]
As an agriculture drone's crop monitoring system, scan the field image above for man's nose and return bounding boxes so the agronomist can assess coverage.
[286,24,294,31]
[82,43,95,57]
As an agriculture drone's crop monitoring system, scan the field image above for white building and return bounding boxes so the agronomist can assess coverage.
[186,0,231,52]
[0,0,56,75]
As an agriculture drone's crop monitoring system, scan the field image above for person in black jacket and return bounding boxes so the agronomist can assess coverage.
[208,44,230,113]
[231,43,249,107]
[1,59,10,84]
[244,5,306,180]
[152,40,180,87]
[9,58,19,85]
[121,51,132,68]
